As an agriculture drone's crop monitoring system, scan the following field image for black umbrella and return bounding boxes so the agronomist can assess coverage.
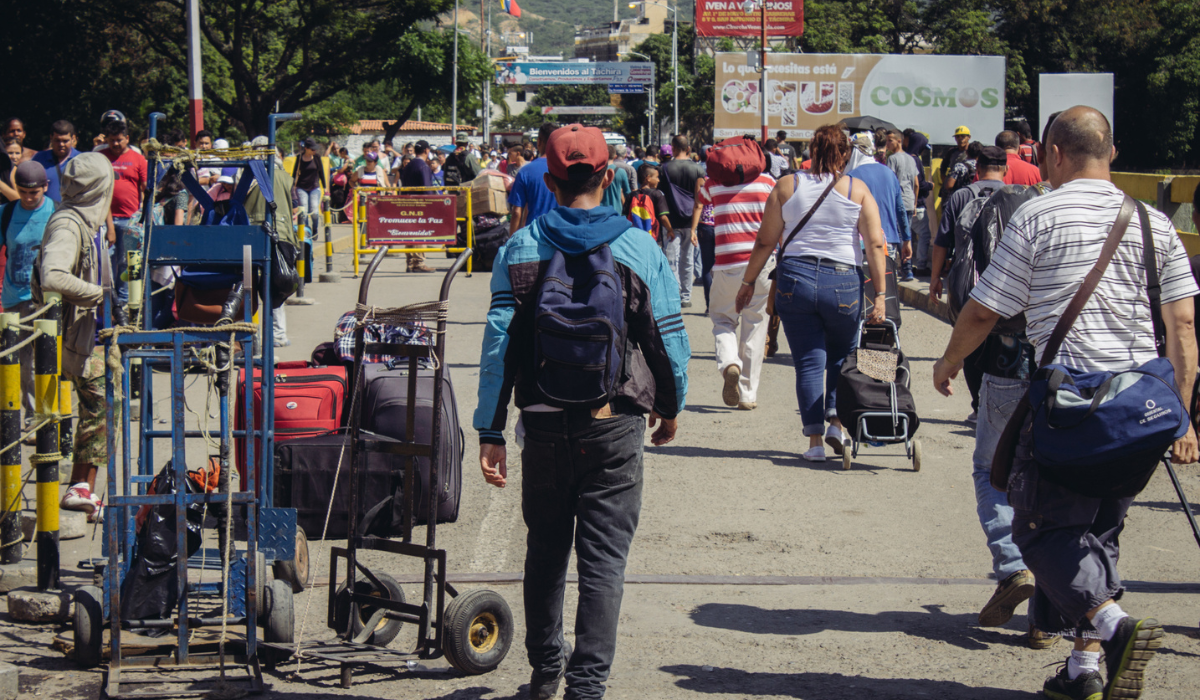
[838,115,900,133]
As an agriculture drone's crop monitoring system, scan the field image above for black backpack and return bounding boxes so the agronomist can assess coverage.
[945,183,998,322]
[946,183,1045,330]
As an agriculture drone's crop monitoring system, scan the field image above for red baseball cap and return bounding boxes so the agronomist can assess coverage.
[545,124,608,180]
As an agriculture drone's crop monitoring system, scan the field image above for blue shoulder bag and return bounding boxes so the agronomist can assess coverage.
[994,196,1188,498]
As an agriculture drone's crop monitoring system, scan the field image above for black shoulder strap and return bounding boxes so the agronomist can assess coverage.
[0,202,14,241]
[1136,200,1166,357]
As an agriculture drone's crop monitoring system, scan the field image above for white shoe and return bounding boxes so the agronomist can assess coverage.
[802,446,827,462]
[825,425,850,456]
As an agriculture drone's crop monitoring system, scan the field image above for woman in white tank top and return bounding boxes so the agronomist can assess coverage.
[734,125,889,462]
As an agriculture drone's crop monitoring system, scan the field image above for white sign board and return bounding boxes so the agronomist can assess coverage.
[541,106,618,115]
[715,53,1006,144]
[1039,73,1114,138]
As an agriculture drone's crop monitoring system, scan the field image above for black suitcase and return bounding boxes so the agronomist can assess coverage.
[863,256,902,330]
[835,344,919,440]
[360,363,463,523]
[274,429,410,539]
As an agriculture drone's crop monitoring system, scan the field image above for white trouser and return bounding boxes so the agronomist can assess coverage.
[709,262,773,403]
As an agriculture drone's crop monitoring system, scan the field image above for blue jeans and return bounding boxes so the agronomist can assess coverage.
[662,228,695,303]
[973,374,1028,580]
[298,187,322,236]
[696,224,715,308]
[112,217,132,305]
[520,410,645,700]
[773,256,862,436]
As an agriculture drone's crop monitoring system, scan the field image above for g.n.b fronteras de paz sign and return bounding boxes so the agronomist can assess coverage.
[365,194,458,247]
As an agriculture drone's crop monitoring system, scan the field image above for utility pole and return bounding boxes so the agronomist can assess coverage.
[760,0,768,142]
[186,0,203,142]
[482,1,490,147]
[452,0,460,144]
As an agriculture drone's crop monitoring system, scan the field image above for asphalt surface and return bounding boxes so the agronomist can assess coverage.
[4,236,1200,699]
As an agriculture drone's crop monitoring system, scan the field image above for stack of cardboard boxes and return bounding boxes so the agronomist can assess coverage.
[456,174,508,218]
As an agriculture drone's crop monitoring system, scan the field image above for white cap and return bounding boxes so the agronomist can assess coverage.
[217,174,235,185]
[214,138,229,149]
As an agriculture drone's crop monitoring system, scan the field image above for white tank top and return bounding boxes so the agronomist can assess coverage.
[781,173,863,266]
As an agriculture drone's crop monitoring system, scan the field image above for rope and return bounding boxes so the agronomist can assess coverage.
[17,303,54,324]
[142,138,278,171]
[353,301,449,330]
[207,329,240,700]
[99,323,258,402]
[0,330,44,360]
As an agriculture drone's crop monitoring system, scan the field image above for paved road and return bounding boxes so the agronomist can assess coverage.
[5,244,1200,699]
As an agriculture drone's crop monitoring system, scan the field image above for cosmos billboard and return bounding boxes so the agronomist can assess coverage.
[715,53,1006,145]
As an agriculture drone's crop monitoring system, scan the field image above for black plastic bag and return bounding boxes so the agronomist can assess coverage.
[267,240,300,308]
[120,462,204,636]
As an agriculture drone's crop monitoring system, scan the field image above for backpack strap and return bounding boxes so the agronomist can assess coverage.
[0,202,14,244]
[180,170,218,224]
[1038,196,1136,366]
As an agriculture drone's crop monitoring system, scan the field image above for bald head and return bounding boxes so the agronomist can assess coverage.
[1047,106,1113,163]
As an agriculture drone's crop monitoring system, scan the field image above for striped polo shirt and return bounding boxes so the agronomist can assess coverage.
[971,178,1198,373]
[699,173,776,271]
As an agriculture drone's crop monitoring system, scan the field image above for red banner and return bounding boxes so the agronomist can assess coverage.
[364,194,458,247]
[695,0,804,38]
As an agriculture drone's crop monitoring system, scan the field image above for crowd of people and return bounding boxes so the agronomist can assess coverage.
[474,114,1199,700]
[5,107,1198,700]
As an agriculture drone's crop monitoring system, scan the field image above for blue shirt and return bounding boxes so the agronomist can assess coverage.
[847,162,910,245]
[1,198,55,307]
[507,157,556,226]
[32,149,80,202]
[601,164,632,213]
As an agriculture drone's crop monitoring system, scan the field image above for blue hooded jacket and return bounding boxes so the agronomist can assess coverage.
[474,205,690,445]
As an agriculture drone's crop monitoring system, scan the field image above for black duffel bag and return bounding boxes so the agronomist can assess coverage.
[836,343,919,440]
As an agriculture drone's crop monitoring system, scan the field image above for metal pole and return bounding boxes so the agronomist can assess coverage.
[483,4,491,148]
[320,202,339,283]
[451,0,460,145]
[186,0,204,141]
[34,310,61,591]
[0,314,20,565]
[672,4,679,137]
[760,1,768,143]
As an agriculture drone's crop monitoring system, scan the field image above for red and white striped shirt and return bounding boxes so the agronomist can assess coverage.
[699,174,776,270]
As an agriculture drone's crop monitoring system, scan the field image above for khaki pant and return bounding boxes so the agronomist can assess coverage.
[709,262,773,403]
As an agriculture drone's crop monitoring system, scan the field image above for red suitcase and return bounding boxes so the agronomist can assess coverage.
[235,361,347,493]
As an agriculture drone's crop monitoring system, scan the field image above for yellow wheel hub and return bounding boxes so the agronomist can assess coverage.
[468,612,499,653]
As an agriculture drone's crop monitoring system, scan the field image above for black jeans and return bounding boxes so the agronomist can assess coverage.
[696,223,715,309]
[520,409,645,700]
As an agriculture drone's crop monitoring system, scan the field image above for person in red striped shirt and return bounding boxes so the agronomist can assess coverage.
[697,167,777,410]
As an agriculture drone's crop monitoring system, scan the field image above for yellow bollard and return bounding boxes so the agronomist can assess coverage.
[0,314,21,565]
[33,311,61,591]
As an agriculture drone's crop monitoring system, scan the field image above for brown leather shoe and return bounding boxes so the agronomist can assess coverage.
[408,264,435,273]
[979,569,1035,627]
[1027,623,1059,650]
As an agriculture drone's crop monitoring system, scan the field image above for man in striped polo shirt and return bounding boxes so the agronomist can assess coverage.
[933,107,1198,700]
[697,166,776,410]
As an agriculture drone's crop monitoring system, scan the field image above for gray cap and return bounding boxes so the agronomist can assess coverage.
[14,161,47,188]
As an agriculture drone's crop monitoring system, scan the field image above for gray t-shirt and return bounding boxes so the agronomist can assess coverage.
[887,151,918,212]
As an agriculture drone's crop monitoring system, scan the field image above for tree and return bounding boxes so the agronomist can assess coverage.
[101,0,488,136]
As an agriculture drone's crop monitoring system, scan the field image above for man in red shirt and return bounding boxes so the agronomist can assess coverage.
[101,117,146,312]
[696,162,776,410]
[996,130,1042,186]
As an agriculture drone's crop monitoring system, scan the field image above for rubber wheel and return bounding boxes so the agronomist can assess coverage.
[73,585,103,668]
[842,449,852,471]
[333,573,405,647]
[443,589,513,675]
[255,551,267,618]
[272,526,310,593]
[912,439,923,472]
[262,579,295,668]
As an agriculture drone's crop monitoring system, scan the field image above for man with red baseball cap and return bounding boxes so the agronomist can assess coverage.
[475,124,690,700]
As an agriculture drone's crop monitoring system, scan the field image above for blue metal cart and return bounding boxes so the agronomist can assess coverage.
[72,113,301,698]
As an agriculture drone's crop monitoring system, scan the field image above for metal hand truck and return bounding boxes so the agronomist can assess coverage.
[265,247,514,687]
[72,112,301,698]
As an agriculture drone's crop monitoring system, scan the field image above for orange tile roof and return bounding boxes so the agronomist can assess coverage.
[348,119,479,135]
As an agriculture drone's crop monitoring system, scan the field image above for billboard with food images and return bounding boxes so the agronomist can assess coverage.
[714,53,1006,145]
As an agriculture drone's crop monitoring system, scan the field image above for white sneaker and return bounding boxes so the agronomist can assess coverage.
[825,425,850,456]
[802,446,827,462]
[61,484,102,522]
